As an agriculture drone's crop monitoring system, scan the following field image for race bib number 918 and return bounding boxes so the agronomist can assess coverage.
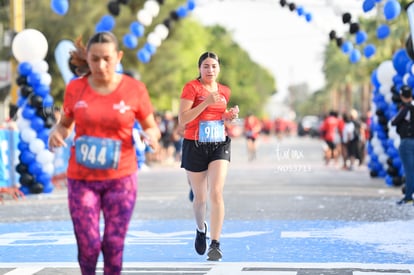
[198,120,225,142]
[75,136,121,169]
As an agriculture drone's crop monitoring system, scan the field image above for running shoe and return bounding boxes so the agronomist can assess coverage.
[207,240,222,261]
[195,222,207,255]
[396,198,413,205]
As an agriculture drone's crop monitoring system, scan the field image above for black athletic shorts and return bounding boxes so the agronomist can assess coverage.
[181,136,231,172]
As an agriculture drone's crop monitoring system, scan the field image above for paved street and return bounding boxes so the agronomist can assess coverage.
[0,135,413,274]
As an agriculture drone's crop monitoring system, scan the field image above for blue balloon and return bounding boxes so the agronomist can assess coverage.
[19,186,30,195]
[406,61,414,75]
[18,62,32,76]
[392,48,410,76]
[43,182,54,193]
[137,48,151,63]
[37,128,50,144]
[371,69,380,87]
[385,175,393,186]
[355,31,367,45]
[18,141,29,152]
[386,146,398,158]
[28,162,43,176]
[123,33,138,49]
[51,0,69,16]
[393,74,403,86]
[383,0,401,20]
[55,40,75,85]
[20,150,36,164]
[393,157,402,168]
[27,72,42,87]
[144,43,156,55]
[37,173,51,185]
[341,41,353,54]
[99,15,115,31]
[350,49,361,63]
[305,13,312,22]
[43,94,54,107]
[34,84,51,98]
[22,106,36,119]
[176,6,188,18]
[31,116,45,131]
[296,6,304,16]
[364,44,376,58]
[17,96,26,107]
[95,22,106,33]
[130,21,145,38]
[363,0,376,12]
[187,0,196,11]
[377,24,390,40]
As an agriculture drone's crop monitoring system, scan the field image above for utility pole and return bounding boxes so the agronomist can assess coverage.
[9,0,24,104]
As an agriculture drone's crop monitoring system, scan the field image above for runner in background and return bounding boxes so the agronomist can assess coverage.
[243,112,262,161]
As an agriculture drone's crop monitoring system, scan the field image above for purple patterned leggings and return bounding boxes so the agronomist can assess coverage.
[68,173,137,275]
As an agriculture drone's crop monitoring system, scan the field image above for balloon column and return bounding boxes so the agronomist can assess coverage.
[12,29,55,195]
[367,48,412,191]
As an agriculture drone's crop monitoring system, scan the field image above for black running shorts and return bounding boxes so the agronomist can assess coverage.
[181,136,231,172]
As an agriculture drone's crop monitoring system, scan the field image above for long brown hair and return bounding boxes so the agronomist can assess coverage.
[69,32,119,76]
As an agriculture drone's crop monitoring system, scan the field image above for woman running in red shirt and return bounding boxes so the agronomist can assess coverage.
[48,32,160,275]
[179,52,238,261]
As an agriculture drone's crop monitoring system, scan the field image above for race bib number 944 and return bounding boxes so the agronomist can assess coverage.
[75,136,121,169]
[199,120,225,142]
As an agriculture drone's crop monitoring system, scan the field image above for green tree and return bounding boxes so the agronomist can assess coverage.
[1,0,277,116]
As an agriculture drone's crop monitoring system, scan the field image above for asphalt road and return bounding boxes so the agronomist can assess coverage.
[1,134,408,223]
[1,135,414,275]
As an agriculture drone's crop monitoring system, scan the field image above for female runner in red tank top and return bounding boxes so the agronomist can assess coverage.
[179,52,239,261]
[48,32,160,275]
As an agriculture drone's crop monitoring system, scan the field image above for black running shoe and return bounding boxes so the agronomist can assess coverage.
[195,222,207,255]
[207,240,222,261]
[396,198,413,205]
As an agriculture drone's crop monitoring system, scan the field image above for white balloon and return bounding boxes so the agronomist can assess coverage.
[409,63,414,75]
[373,144,384,155]
[378,153,388,164]
[12,29,48,63]
[40,72,52,86]
[376,60,396,87]
[154,24,169,40]
[42,162,54,175]
[144,0,160,17]
[403,73,410,85]
[147,32,162,47]
[36,149,55,165]
[21,128,37,143]
[394,137,400,148]
[137,10,152,26]
[31,60,49,73]
[384,91,393,103]
[17,117,31,131]
[379,83,392,95]
[29,138,45,154]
